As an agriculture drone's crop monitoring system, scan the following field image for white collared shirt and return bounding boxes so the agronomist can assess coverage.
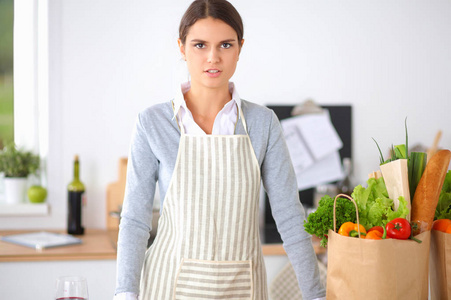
[172,81,241,135]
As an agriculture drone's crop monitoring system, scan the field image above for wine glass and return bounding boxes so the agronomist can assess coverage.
[55,276,89,300]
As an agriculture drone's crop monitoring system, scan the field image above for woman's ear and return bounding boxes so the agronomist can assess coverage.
[238,39,245,59]
[178,38,186,61]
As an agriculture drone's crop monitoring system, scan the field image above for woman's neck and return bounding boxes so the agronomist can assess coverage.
[184,82,232,134]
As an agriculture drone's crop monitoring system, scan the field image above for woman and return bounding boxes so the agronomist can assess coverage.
[114,0,326,299]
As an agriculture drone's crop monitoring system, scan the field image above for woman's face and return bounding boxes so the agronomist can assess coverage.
[179,17,244,90]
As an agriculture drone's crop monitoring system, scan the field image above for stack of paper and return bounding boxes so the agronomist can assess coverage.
[281,110,344,191]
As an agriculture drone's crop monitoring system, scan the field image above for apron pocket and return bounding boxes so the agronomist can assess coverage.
[173,258,253,300]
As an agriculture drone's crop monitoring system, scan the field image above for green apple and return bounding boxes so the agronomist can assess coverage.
[28,185,47,203]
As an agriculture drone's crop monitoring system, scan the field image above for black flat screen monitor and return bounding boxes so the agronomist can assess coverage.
[263,104,352,243]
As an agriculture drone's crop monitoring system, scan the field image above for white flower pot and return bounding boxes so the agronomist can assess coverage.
[4,177,28,204]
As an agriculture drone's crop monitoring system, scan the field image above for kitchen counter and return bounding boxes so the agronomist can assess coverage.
[0,229,117,262]
[0,229,324,262]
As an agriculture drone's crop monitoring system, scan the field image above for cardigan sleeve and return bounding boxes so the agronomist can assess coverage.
[261,110,326,300]
[115,112,159,296]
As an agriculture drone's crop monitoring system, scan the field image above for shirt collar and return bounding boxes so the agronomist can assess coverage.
[172,81,241,119]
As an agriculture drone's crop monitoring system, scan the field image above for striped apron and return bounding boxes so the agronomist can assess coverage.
[140,106,267,299]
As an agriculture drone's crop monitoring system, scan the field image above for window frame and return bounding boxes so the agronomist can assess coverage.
[14,0,48,159]
[0,0,49,214]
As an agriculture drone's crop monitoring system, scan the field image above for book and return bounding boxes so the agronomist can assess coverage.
[0,231,82,250]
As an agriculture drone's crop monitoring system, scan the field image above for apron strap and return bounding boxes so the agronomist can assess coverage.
[172,100,185,135]
[178,110,186,135]
[238,103,248,134]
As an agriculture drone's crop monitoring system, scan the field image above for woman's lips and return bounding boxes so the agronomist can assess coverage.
[205,69,221,78]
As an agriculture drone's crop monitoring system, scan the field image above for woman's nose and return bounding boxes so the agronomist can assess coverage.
[207,48,220,63]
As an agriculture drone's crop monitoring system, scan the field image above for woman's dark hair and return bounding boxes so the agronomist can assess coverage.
[179,0,243,45]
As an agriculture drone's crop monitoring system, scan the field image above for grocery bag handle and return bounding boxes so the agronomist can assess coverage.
[333,194,362,238]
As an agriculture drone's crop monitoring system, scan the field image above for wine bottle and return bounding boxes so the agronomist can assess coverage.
[67,155,85,235]
[337,157,353,196]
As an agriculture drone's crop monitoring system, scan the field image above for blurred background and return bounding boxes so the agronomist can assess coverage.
[0,0,450,230]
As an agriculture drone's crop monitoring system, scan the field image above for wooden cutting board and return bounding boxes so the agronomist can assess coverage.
[106,158,128,229]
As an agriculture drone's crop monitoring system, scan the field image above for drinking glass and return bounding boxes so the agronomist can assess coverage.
[55,276,89,300]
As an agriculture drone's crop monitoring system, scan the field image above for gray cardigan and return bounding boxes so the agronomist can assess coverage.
[115,99,326,300]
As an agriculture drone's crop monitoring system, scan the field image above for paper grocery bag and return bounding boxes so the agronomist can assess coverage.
[380,159,411,220]
[326,194,430,300]
[326,230,430,300]
[430,230,451,300]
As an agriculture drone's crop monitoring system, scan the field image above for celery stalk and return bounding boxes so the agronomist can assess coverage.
[409,152,427,200]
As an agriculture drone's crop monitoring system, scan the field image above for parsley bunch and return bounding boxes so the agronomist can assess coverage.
[304,195,356,247]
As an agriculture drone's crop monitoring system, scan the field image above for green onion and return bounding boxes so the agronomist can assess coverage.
[373,138,385,165]
[405,117,408,159]
[394,144,407,160]
[373,117,409,165]
[408,152,427,201]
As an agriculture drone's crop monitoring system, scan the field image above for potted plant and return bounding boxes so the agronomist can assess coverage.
[0,142,40,204]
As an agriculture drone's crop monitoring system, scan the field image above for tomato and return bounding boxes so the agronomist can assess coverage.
[366,230,383,240]
[368,226,384,234]
[385,218,411,240]
[432,219,451,233]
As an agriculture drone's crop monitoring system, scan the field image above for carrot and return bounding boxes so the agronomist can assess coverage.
[411,149,451,235]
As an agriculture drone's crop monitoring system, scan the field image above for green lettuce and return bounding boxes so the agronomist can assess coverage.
[351,177,409,230]
[435,171,451,220]
[304,195,357,247]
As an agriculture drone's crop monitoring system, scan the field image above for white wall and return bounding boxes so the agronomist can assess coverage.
[1,0,450,230]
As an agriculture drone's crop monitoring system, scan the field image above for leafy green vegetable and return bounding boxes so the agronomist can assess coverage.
[304,195,356,247]
[304,170,411,247]
[435,171,451,220]
[351,177,409,230]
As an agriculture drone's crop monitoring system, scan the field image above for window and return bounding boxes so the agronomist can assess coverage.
[14,0,49,156]
[0,0,14,148]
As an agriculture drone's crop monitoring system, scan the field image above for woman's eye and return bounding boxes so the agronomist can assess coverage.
[221,43,232,49]
[194,43,205,49]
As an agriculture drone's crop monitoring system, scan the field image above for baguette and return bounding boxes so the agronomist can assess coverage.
[411,149,451,235]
